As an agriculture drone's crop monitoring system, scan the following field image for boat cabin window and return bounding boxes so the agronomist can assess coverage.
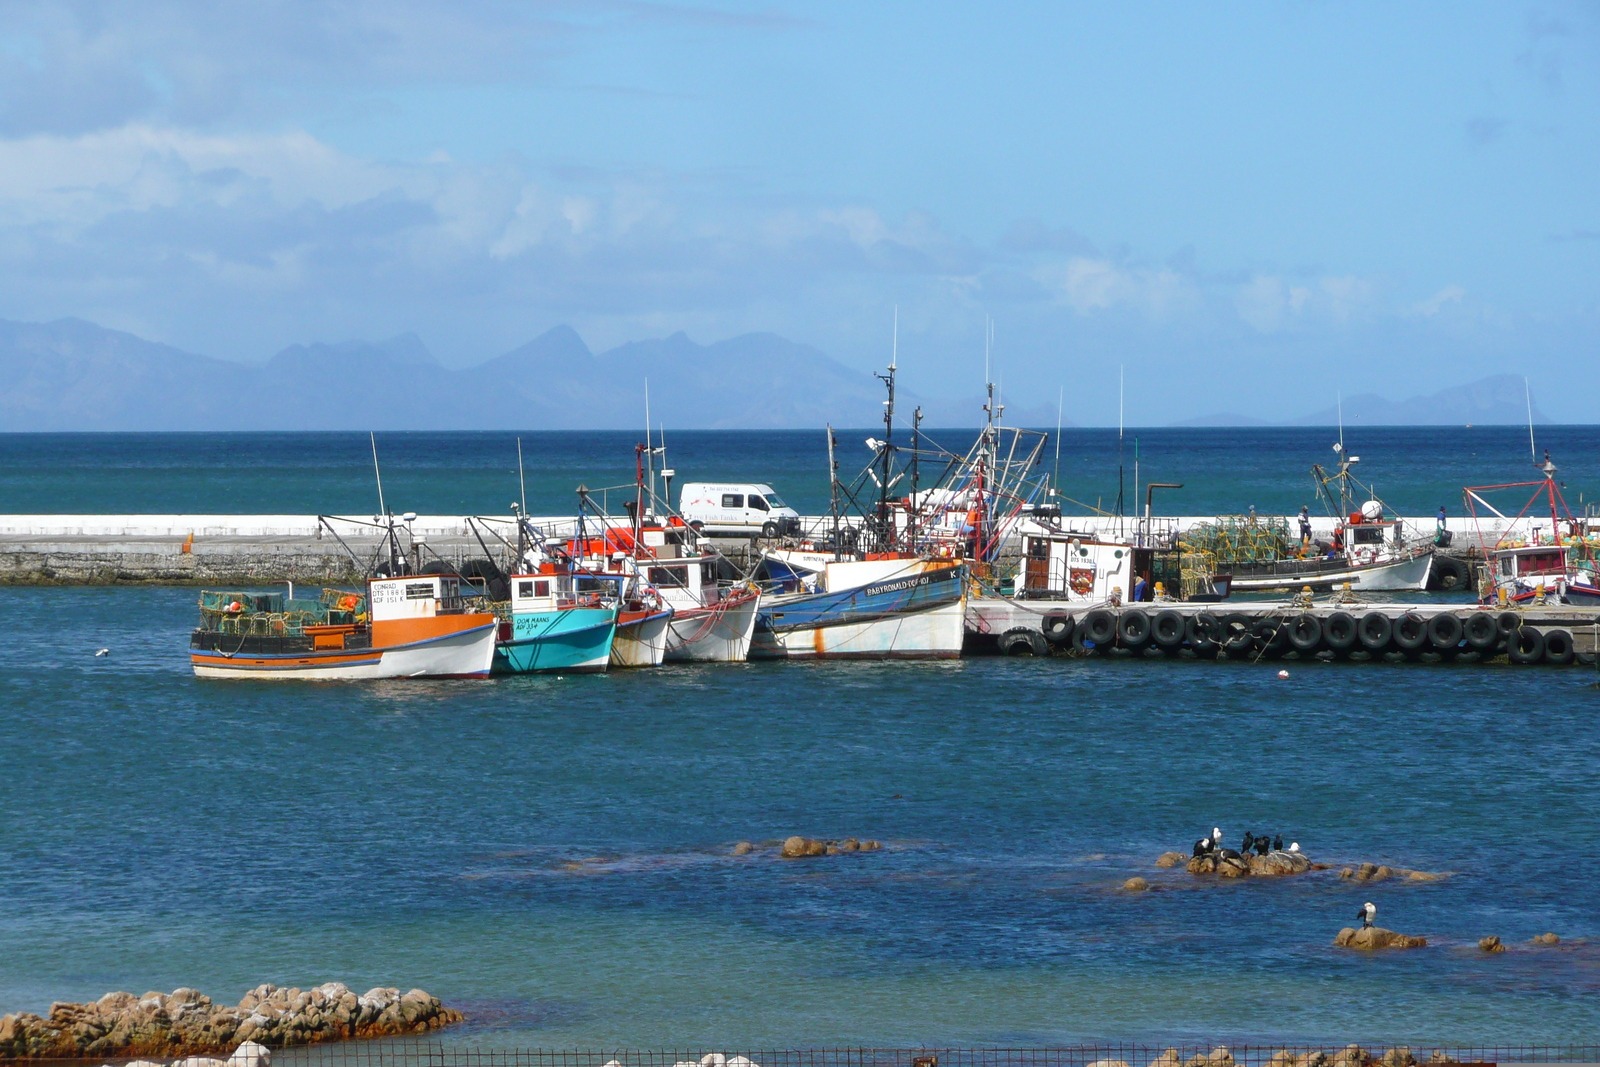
[405,582,435,600]
[701,561,717,585]
[747,494,769,511]
[517,579,552,599]
[647,565,688,588]
[1352,527,1384,545]
[721,493,744,508]
[1518,550,1564,576]
[1028,539,1049,559]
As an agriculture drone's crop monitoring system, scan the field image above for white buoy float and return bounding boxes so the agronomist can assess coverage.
[1277,669,1289,679]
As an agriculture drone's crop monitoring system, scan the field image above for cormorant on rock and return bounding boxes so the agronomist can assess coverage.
[1218,847,1243,861]
[1273,834,1284,851]
[1254,836,1271,856]
[1240,831,1255,854]
[1192,836,1212,858]
[1357,901,1376,929]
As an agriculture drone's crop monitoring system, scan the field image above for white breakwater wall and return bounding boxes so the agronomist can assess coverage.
[0,513,1533,544]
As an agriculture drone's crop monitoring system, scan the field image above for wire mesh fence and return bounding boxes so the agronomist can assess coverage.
[16,1045,1600,1067]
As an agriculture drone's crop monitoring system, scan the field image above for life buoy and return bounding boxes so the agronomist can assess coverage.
[1355,547,1379,566]
[337,594,360,611]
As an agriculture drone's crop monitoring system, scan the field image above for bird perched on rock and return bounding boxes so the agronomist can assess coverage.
[1240,831,1255,854]
[1192,835,1214,858]
[1357,901,1376,928]
[1288,841,1300,853]
[1254,836,1271,856]
[1273,834,1284,851]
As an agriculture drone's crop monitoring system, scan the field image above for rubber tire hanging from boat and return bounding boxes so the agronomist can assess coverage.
[1358,612,1393,651]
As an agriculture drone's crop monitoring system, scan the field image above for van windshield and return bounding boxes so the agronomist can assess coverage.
[764,492,786,508]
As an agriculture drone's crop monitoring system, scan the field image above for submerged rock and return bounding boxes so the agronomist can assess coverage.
[1478,936,1505,953]
[1532,932,1561,945]
[1249,851,1312,876]
[731,841,754,855]
[0,984,460,1059]
[779,836,880,858]
[1122,877,1150,892]
[1334,926,1428,950]
[1185,849,1309,878]
[1155,851,1187,868]
[1340,862,1448,883]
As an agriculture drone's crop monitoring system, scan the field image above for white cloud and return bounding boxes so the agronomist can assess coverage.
[1413,284,1465,317]
[1036,256,1198,318]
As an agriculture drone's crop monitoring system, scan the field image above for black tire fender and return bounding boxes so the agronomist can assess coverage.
[1393,612,1429,651]
[1497,611,1523,637]
[1082,609,1117,646]
[1543,628,1576,665]
[1508,627,1545,664]
[1042,612,1074,644]
[1463,611,1499,651]
[1358,612,1393,650]
[1117,609,1151,648]
[1151,609,1186,648]
[1220,613,1255,654]
[1427,612,1464,651]
[1288,613,1323,652]
[1323,611,1358,651]
[999,627,1048,657]
[1186,612,1222,650]
[1253,617,1290,656]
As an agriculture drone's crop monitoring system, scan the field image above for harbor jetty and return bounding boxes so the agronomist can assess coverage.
[0,984,461,1059]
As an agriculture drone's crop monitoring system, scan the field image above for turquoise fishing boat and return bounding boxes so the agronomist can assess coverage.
[492,569,617,674]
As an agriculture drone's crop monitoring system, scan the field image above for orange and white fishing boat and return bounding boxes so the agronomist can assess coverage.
[189,574,497,679]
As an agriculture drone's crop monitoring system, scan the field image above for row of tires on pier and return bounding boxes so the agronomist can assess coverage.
[996,608,1593,665]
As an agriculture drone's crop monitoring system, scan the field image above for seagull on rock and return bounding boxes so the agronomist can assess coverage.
[1357,901,1376,929]
[1288,842,1301,853]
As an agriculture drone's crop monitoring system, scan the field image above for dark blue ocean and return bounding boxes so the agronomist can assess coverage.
[2,430,1600,1048]
[4,425,1600,517]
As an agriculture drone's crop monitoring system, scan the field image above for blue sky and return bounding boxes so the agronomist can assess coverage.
[0,2,1595,423]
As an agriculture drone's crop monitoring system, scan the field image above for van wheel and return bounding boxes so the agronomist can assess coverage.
[761,521,779,538]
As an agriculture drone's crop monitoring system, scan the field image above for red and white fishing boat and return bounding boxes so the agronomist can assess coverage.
[1467,451,1600,606]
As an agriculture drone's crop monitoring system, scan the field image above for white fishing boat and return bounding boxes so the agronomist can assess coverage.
[750,555,968,660]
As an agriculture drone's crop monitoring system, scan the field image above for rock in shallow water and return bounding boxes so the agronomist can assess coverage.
[0,984,460,1059]
[1333,926,1428,949]
[1478,935,1505,953]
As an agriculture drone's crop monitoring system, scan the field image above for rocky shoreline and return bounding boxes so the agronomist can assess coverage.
[0,984,461,1060]
[1096,1046,1460,1067]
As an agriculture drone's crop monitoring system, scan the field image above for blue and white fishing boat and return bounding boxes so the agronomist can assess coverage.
[493,567,618,674]
[750,555,967,659]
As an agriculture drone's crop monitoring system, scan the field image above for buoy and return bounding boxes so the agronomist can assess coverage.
[1277,669,1289,679]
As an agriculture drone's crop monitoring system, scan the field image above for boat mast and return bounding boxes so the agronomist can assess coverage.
[909,405,922,553]
[872,312,898,554]
[826,424,841,561]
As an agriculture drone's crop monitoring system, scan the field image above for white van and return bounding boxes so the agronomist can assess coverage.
[678,482,801,538]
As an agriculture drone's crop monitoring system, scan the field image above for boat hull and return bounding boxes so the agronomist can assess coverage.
[611,609,672,668]
[664,595,761,663]
[493,607,615,674]
[750,561,968,660]
[193,621,497,680]
[1224,552,1433,593]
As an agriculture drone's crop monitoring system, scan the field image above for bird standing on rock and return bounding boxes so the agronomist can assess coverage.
[1192,836,1213,858]
[1273,834,1284,851]
[1357,901,1376,929]
[1240,831,1255,854]
[1254,836,1270,857]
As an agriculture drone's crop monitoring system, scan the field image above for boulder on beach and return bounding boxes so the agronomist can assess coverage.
[1334,926,1427,950]
[1155,851,1187,868]
[1532,932,1561,945]
[1478,936,1505,953]
[0,983,460,1059]
[1122,877,1150,892]
[1146,1050,1182,1067]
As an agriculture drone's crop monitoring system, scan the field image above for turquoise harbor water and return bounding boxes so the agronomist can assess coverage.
[3,429,1600,1046]
[2,586,1599,1047]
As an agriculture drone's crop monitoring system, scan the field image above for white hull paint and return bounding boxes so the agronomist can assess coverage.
[1227,553,1434,593]
[751,598,966,660]
[611,610,672,668]
[193,623,497,680]
[664,596,761,663]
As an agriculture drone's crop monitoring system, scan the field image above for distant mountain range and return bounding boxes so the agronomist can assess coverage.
[0,316,1551,431]
[0,317,1056,431]
[1176,375,1548,427]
